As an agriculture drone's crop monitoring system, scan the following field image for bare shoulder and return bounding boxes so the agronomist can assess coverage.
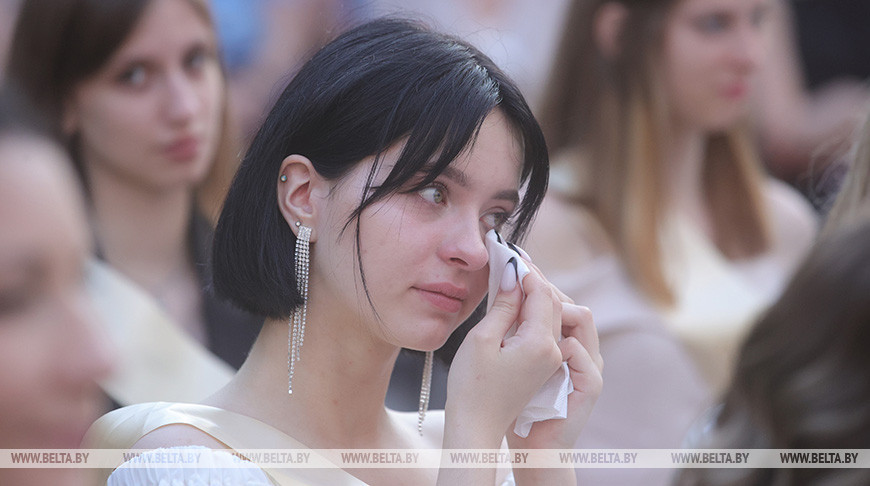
[132,423,228,450]
[762,177,819,263]
[524,193,611,276]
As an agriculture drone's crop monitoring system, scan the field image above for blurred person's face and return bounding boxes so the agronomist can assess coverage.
[64,0,223,193]
[0,134,112,486]
[661,0,768,132]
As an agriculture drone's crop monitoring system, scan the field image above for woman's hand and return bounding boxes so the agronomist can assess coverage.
[499,262,601,486]
[444,268,571,448]
[507,262,603,451]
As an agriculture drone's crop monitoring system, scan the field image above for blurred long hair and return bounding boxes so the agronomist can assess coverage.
[539,0,771,305]
[6,0,236,220]
[821,109,870,238]
[677,212,870,486]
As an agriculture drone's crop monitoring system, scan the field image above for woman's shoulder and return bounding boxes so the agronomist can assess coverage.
[763,177,818,232]
[132,422,228,450]
[86,402,229,450]
[761,177,819,265]
[88,403,271,485]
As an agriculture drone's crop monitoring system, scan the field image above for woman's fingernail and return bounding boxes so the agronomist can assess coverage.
[500,258,518,292]
[516,246,531,261]
[507,241,531,261]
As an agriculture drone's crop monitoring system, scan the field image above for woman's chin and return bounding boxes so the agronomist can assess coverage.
[404,333,453,354]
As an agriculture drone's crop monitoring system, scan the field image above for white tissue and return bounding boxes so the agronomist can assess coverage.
[484,230,574,438]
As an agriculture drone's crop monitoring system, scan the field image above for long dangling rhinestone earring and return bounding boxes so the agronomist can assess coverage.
[418,350,434,435]
[288,222,311,395]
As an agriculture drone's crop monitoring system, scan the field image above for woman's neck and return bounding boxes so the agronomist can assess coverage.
[86,166,208,342]
[87,171,193,286]
[665,126,710,230]
[215,308,405,449]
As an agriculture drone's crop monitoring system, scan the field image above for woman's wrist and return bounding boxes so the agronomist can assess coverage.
[443,403,505,450]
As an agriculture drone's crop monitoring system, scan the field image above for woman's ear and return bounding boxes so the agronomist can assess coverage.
[277,154,326,242]
[594,2,628,59]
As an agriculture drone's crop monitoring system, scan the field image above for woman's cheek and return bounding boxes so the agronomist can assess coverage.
[468,273,490,307]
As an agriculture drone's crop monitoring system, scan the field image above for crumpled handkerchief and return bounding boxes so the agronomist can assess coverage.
[484,230,574,438]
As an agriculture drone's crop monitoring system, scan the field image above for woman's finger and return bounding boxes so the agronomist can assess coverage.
[559,335,604,399]
[525,259,575,305]
[561,304,602,373]
[520,260,563,341]
[512,270,556,340]
[473,278,524,344]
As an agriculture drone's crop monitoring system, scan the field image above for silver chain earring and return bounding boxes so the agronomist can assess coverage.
[288,223,311,395]
[418,350,433,435]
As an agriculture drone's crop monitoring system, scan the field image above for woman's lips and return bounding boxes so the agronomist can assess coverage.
[414,283,468,313]
[164,136,201,162]
[722,82,748,100]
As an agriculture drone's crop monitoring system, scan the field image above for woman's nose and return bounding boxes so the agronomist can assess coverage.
[730,22,765,74]
[164,72,201,124]
[436,215,489,271]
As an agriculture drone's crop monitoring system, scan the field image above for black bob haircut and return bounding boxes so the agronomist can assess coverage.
[212,18,549,359]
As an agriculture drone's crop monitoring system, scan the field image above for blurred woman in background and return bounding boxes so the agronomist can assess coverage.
[5,0,263,405]
[529,0,817,484]
[536,0,817,396]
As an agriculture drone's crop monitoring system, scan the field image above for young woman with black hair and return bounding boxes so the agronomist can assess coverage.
[87,18,603,486]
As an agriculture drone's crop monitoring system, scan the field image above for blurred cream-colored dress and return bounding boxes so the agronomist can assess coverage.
[659,216,787,392]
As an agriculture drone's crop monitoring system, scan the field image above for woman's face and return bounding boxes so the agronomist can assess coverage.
[311,110,523,351]
[661,0,768,132]
[65,0,223,192]
[0,135,112,485]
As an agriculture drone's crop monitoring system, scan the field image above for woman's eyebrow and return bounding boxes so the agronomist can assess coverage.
[433,165,519,204]
[437,166,469,188]
[494,190,520,205]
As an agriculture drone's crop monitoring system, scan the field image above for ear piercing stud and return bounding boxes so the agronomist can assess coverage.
[280,174,288,182]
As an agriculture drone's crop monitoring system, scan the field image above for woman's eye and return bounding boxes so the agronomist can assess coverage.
[118,65,147,87]
[419,186,445,205]
[694,13,730,33]
[481,212,510,231]
[185,47,209,72]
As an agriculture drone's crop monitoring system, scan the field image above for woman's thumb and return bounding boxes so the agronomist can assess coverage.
[478,260,523,341]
